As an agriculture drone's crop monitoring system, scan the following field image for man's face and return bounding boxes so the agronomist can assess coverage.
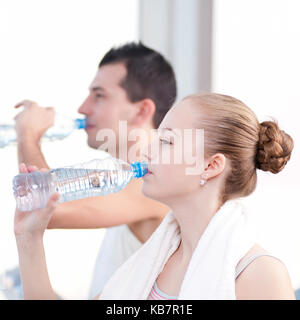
[78,62,135,150]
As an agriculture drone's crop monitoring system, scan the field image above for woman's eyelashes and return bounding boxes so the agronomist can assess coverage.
[159,137,173,145]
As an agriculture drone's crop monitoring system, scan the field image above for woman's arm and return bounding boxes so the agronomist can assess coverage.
[15,234,57,300]
[14,164,60,299]
[93,292,101,300]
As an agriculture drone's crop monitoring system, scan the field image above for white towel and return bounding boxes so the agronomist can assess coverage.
[100,199,256,300]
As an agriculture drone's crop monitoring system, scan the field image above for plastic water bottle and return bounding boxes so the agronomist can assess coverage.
[0,113,86,148]
[12,156,148,212]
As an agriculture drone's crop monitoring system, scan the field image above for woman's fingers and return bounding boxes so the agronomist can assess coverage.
[19,163,28,174]
[45,193,60,212]
[19,164,46,174]
[27,165,39,173]
[50,192,60,202]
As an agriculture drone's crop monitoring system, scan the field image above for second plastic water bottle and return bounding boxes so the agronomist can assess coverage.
[13,156,148,211]
[0,113,86,148]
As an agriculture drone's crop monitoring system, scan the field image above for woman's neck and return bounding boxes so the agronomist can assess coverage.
[170,190,221,259]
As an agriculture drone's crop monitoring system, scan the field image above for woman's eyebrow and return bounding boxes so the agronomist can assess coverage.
[160,127,180,136]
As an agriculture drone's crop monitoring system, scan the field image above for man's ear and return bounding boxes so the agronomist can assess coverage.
[130,99,156,126]
[204,153,226,180]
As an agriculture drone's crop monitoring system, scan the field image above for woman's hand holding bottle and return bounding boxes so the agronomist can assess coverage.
[14,163,60,240]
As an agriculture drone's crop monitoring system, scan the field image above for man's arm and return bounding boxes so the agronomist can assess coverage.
[17,136,50,169]
[14,100,54,168]
[47,181,169,229]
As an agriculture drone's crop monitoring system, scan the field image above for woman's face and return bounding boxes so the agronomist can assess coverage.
[142,99,206,205]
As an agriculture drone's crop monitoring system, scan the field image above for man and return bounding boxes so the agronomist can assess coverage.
[14,42,177,298]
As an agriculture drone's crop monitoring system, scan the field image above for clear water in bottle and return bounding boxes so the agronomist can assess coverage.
[13,157,148,211]
[0,113,86,148]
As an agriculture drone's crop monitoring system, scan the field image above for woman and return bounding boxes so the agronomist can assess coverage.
[14,93,295,299]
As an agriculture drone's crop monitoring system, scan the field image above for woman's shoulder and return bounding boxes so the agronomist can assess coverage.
[235,244,295,300]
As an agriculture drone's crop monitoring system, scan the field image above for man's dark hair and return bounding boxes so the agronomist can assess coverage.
[99,42,177,128]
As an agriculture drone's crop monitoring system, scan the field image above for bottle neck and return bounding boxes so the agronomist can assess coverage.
[75,118,87,129]
[131,161,148,178]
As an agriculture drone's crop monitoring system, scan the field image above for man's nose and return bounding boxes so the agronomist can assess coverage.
[78,97,91,115]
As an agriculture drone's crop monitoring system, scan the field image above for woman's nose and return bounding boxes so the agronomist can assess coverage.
[141,145,151,162]
[141,141,159,162]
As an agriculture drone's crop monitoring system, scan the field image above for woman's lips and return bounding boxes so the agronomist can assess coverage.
[144,169,153,177]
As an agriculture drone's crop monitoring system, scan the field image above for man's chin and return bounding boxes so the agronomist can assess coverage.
[86,137,99,150]
[86,139,117,156]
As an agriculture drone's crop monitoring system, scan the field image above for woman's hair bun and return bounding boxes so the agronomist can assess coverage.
[256,120,294,174]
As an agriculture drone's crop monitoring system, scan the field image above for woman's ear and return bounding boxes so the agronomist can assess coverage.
[130,98,156,126]
[204,153,226,180]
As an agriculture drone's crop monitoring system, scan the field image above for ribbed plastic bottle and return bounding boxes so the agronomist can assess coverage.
[13,156,148,211]
[0,113,86,148]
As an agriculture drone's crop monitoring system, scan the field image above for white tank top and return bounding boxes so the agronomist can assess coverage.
[88,224,142,299]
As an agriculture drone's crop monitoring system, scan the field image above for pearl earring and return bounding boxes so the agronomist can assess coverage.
[200,173,208,186]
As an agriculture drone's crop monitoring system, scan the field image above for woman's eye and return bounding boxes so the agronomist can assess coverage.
[159,138,172,145]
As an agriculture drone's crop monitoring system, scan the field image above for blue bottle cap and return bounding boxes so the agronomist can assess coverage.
[75,118,87,129]
[131,161,148,178]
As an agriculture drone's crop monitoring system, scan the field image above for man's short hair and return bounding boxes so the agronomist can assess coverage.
[99,42,177,128]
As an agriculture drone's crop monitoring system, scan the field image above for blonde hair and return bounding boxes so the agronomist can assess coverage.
[186,93,294,204]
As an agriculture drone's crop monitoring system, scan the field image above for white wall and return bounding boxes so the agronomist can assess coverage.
[0,0,138,299]
[139,0,213,100]
[213,0,300,288]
